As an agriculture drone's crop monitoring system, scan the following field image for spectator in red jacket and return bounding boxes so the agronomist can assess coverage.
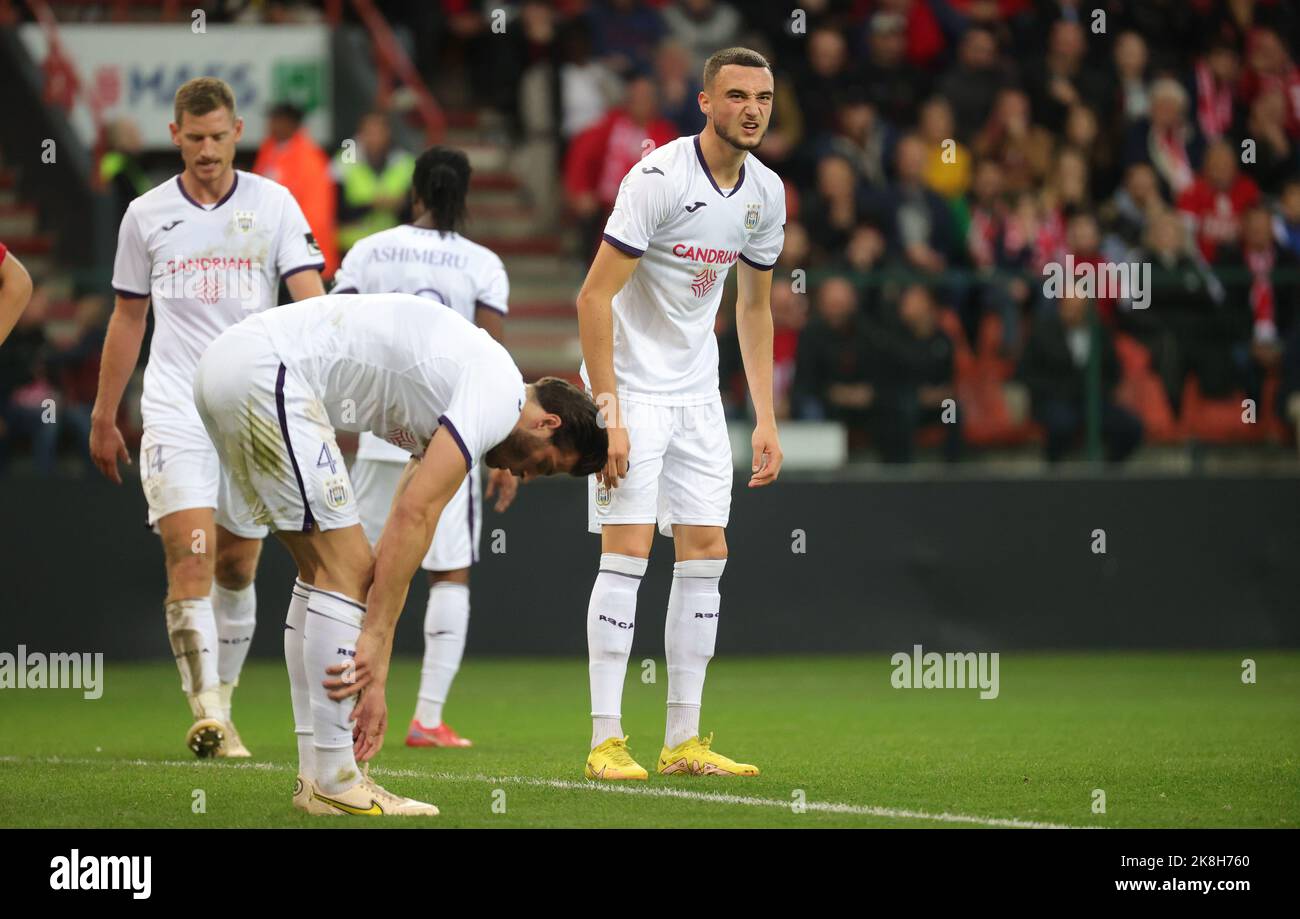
[1240,27,1300,138]
[564,74,678,257]
[1176,139,1261,263]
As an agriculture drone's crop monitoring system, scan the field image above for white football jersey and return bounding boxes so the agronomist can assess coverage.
[112,170,323,425]
[249,293,525,467]
[579,135,786,404]
[331,224,509,461]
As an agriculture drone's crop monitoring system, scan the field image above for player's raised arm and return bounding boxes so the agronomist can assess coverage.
[0,245,33,346]
[576,240,639,487]
[89,292,150,484]
[735,260,783,487]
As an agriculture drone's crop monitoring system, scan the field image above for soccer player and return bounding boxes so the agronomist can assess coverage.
[576,48,785,780]
[333,146,514,749]
[0,242,34,346]
[89,77,326,758]
[193,292,607,815]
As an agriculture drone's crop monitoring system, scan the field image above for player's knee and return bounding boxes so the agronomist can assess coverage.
[167,551,213,597]
[214,546,259,590]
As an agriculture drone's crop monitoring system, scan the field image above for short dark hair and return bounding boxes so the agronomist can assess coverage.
[174,77,236,126]
[533,377,608,477]
[269,102,305,125]
[702,47,772,90]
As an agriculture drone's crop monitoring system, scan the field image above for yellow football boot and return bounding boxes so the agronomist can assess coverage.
[657,733,759,777]
[584,736,649,781]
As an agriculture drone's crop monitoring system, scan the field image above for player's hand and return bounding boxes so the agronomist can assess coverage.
[749,422,783,488]
[350,686,388,762]
[600,426,630,488]
[324,628,391,701]
[485,466,518,511]
[89,420,130,485]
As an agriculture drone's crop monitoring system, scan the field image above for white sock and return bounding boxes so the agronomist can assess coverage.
[283,578,314,777]
[165,597,220,697]
[213,582,256,689]
[664,558,725,748]
[414,582,470,727]
[587,552,647,748]
[304,586,365,794]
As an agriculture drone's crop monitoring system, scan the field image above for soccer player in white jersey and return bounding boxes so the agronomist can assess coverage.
[89,78,326,758]
[576,48,786,780]
[193,293,607,815]
[332,146,516,749]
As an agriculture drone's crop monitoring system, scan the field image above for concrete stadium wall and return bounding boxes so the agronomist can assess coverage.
[0,475,1295,659]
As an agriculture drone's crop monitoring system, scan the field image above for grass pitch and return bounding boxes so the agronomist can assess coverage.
[1,653,1297,828]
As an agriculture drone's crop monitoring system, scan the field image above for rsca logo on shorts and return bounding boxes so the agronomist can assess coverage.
[323,474,351,510]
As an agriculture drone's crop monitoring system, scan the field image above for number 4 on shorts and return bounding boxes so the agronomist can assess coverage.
[317,443,337,475]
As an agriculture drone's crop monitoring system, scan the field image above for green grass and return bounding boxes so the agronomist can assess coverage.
[1,654,1297,828]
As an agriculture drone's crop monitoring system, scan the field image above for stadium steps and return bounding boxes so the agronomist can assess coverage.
[451,108,581,378]
[0,166,57,278]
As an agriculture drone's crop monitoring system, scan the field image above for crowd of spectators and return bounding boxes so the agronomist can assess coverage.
[4,0,1300,470]
[496,0,1300,462]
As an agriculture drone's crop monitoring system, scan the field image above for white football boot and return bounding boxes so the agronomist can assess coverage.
[215,681,251,757]
[306,765,440,817]
[184,688,225,758]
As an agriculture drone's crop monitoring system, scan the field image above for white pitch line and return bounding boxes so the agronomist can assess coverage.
[0,755,1083,829]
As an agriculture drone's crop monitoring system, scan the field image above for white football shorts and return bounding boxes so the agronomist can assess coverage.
[193,324,359,534]
[351,456,482,570]
[587,394,732,536]
[137,404,268,539]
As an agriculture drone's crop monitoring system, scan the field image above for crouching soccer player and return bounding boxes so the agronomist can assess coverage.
[194,291,606,815]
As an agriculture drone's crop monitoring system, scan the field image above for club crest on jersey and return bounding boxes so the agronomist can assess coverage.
[234,210,256,233]
[745,203,760,230]
[690,267,719,298]
[595,483,612,508]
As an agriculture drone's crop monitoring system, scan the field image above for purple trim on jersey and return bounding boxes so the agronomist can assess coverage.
[281,262,325,280]
[467,474,477,564]
[693,134,745,198]
[438,414,473,472]
[601,233,644,257]
[113,285,148,299]
[738,252,776,271]
[275,363,316,533]
[175,172,239,211]
[332,285,359,294]
[474,300,507,317]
